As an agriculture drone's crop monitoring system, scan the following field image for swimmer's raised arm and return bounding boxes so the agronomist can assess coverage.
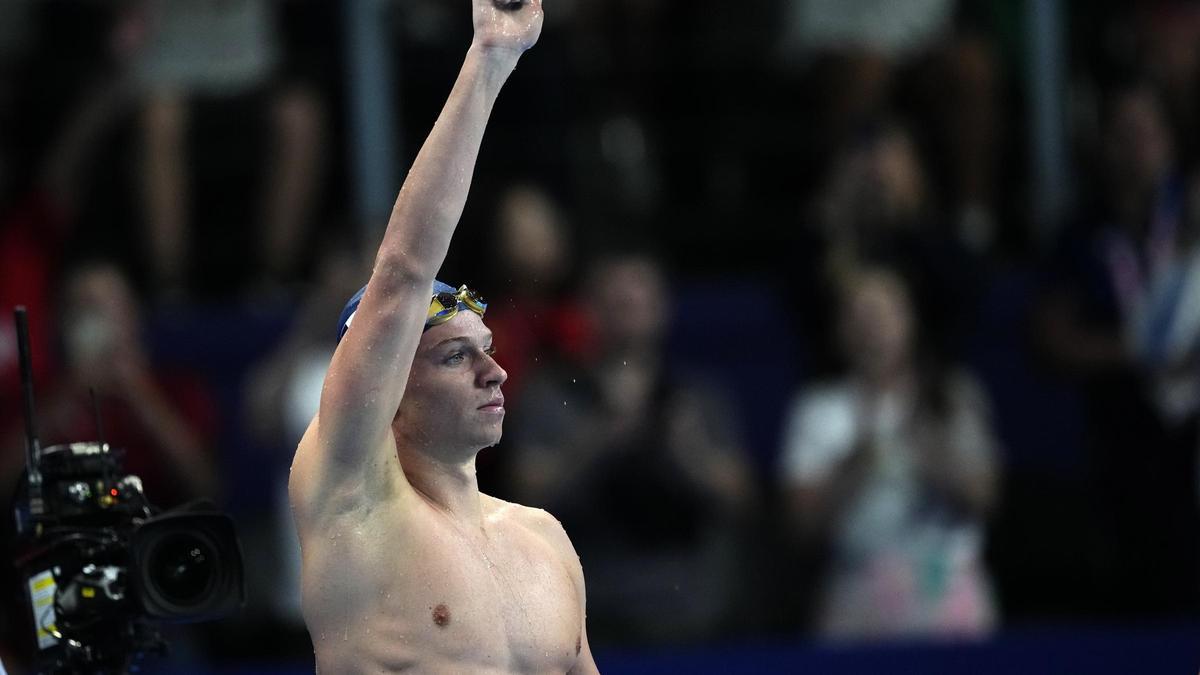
[297,1,544,509]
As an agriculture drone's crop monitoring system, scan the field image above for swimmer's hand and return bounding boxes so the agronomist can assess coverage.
[473,0,543,55]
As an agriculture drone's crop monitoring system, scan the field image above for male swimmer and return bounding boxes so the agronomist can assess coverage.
[288,1,599,672]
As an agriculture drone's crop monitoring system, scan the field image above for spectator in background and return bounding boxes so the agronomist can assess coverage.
[805,121,983,373]
[818,121,931,270]
[9,262,219,507]
[778,0,1008,254]
[903,30,1006,255]
[0,6,142,435]
[476,183,591,493]
[780,264,999,641]
[776,0,953,142]
[1036,82,1200,614]
[1135,3,1200,169]
[482,183,590,406]
[126,0,325,299]
[506,252,754,645]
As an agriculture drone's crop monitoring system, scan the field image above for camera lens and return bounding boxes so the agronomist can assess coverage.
[132,511,243,621]
[147,534,216,606]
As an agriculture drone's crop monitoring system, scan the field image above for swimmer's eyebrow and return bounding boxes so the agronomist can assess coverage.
[432,333,494,350]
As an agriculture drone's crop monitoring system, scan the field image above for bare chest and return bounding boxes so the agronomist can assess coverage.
[303,510,581,673]
[412,529,579,663]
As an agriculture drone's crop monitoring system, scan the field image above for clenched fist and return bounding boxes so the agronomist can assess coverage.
[473,0,543,54]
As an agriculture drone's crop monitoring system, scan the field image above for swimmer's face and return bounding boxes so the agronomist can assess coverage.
[395,311,508,454]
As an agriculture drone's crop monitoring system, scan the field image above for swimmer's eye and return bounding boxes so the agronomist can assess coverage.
[484,346,497,357]
[445,352,465,365]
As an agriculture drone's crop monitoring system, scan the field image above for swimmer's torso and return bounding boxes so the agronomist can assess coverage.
[291,424,583,674]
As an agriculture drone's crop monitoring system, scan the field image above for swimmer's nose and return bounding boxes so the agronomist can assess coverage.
[479,353,507,389]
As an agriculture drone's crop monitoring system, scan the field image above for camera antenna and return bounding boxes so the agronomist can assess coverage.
[89,386,116,491]
[14,306,45,517]
[90,387,105,447]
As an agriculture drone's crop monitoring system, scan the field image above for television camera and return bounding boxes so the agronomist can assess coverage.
[8,307,244,674]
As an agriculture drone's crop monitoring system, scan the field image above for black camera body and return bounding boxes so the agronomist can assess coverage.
[14,441,244,673]
[8,307,244,674]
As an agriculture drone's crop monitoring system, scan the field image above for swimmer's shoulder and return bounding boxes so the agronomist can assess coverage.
[483,494,557,528]
[483,495,580,567]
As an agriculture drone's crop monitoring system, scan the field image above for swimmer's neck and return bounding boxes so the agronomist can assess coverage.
[398,446,486,529]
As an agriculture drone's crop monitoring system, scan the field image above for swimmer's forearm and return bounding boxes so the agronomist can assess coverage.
[374,45,521,281]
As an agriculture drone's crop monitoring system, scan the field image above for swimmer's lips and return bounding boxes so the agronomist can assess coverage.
[478,395,505,414]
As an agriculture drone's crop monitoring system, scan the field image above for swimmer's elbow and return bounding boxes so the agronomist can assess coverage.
[373,238,449,287]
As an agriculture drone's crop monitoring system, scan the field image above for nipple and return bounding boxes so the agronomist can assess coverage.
[432,603,451,627]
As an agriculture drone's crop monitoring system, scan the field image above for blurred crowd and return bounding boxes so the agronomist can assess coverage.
[2,0,1200,670]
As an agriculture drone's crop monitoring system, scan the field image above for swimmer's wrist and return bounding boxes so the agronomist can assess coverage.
[467,42,523,73]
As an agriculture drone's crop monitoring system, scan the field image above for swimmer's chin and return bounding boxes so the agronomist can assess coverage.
[464,423,503,451]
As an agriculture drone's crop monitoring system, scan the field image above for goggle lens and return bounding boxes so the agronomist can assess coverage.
[426,285,487,326]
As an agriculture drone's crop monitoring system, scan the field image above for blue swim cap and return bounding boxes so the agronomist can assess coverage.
[337,280,459,343]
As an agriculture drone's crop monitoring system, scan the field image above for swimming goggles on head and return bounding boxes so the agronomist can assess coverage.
[426,284,487,328]
[337,280,488,343]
